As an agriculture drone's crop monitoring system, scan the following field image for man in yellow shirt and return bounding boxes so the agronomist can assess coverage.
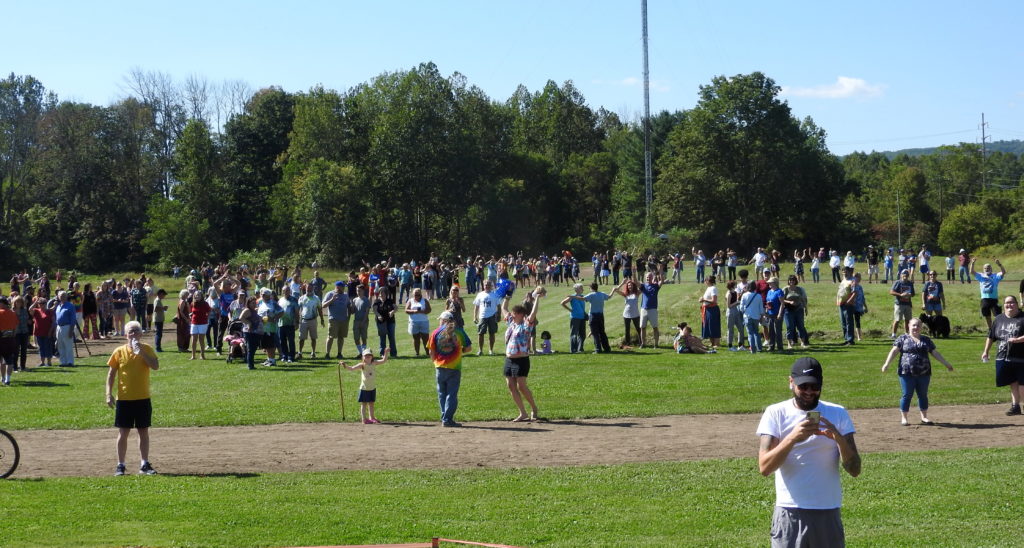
[105,320,160,476]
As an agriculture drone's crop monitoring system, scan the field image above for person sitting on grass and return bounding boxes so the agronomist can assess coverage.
[539,330,554,354]
[341,348,389,424]
[673,322,711,354]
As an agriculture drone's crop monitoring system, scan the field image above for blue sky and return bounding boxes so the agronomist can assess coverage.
[7,0,1023,155]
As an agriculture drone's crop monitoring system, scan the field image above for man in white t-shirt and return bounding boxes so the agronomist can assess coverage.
[472,280,500,356]
[757,357,861,547]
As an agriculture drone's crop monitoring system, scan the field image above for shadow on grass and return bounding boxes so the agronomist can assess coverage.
[160,472,261,478]
[11,380,71,388]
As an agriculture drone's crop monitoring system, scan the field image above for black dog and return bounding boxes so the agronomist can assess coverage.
[919,313,950,338]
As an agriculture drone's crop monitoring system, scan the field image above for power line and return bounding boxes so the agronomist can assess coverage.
[832,129,976,146]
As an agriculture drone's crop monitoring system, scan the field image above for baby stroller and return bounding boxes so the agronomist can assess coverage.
[223,320,246,363]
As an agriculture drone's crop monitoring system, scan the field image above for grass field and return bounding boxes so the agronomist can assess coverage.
[3,258,1023,547]
[2,448,1022,547]
[3,269,1017,430]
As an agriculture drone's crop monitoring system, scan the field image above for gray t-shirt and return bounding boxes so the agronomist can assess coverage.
[325,290,351,321]
[351,296,370,322]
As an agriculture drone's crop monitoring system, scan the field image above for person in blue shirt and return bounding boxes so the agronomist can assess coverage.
[322,281,353,359]
[640,272,663,348]
[889,269,915,338]
[54,290,78,367]
[561,284,589,353]
[765,278,785,351]
[971,258,1006,330]
[583,281,624,353]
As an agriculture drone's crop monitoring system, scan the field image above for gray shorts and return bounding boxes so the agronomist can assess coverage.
[352,317,369,341]
[477,314,498,335]
[771,506,844,548]
[299,319,318,340]
[893,304,913,323]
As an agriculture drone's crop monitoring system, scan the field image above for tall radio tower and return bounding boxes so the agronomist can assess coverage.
[641,0,653,231]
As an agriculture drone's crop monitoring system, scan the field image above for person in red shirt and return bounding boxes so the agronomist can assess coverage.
[29,297,56,367]
[189,292,211,360]
[0,297,18,385]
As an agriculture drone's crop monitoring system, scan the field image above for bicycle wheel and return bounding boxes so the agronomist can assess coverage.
[0,429,20,479]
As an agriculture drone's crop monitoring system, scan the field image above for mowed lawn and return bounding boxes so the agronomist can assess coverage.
[1,448,1022,547]
[2,261,1022,547]
[2,268,1018,429]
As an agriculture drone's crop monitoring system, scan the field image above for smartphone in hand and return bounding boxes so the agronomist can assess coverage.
[806,411,821,423]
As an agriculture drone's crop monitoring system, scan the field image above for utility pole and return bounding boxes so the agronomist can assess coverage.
[980,112,989,191]
[896,187,902,252]
[641,0,653,232]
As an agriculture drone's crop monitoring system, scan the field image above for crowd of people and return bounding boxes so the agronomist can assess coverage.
[5,244,1024,548]
[4,246,1024,427]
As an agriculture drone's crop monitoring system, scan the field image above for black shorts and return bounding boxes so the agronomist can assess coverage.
[504,356,531,377]
[114,398,152,429]
[995,359,1024,387]
[981,299,1001,318]
[477,314,498,335]
[358,389,376,403]
[261,332,278,350]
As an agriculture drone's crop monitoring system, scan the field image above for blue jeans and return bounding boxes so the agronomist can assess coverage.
[839,305,855,343]
[959,265,969,283]
[154,322,164,351]
[811,268,820,283]
[696,265,705,283]
[279,325,296,361]
[784,307,808,344]
[570,317,587,353]
[376,320,397,357]
[745,317,762,352]
[589,313,611,353]
[726,308,745,347]
[245,332,261,369]
[899,374,931,412]
[435,367,461,424]
[766,311,784,350]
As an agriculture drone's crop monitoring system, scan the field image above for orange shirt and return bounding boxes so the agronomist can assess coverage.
[0,308,18,331]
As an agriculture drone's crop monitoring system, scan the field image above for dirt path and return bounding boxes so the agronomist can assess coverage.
[9,403,1024,478]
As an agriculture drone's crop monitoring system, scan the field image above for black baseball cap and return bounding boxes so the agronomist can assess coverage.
[790,357,823,386]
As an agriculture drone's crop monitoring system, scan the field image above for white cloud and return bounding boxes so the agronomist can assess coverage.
[593,77,670,92]
[781,76,885,99]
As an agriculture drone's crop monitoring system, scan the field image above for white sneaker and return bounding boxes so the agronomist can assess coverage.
[476,350,482,356]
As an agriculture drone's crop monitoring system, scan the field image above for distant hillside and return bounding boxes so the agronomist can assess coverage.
[879,139,1024,159]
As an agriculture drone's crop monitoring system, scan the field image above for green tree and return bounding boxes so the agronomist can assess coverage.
[937,202,1002,252]
[220,86,295,254]
[653,72,849,250]
[141,197,211,268]
[0,73,54,264]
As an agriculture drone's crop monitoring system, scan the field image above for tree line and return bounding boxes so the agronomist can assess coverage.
[1,65,1021,273]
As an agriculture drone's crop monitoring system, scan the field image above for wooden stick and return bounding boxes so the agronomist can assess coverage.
[336,362,346,421]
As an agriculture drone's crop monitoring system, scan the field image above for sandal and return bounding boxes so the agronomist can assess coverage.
[511,416,530,423]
